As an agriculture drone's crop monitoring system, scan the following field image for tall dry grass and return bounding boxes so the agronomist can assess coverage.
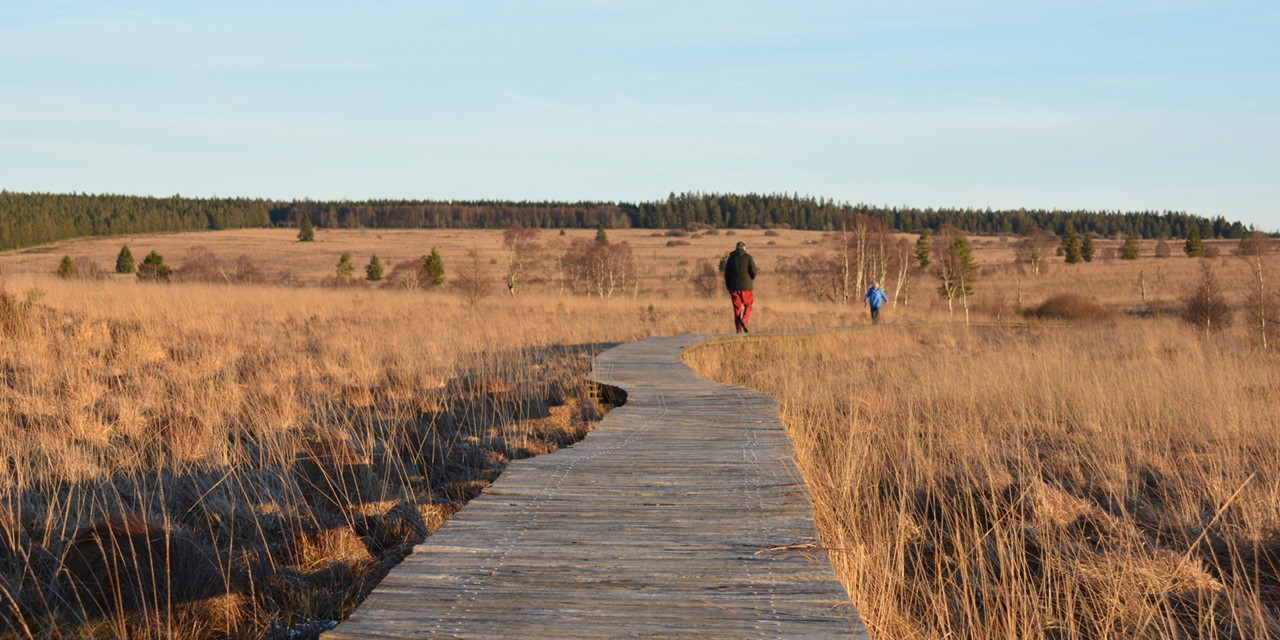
[0,271,835,638]
[688,320,1280,639]
[1,226,1272,637]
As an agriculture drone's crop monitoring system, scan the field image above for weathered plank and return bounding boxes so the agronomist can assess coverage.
[327,334,870,639]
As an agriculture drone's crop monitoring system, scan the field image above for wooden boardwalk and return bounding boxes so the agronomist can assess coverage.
[327,334,869,639]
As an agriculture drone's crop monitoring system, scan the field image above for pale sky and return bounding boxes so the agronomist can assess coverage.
[2,1,1277,231]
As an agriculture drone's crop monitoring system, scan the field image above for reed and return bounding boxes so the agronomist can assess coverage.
[0,227,1271,637]
[687,320,1280,639]
[0,274,834,637]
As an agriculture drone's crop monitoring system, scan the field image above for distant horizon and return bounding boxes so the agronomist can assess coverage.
[3,2,1277,232]
[3,187,1272,233]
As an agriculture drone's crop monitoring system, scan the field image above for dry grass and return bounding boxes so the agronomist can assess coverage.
[1,227,1257,321]
[0,265,836,638]
[687,321,1280,639]
[0,227,819,302]
[0,227,1274,637]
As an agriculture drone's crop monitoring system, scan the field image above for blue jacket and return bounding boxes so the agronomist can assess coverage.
[865,286,888,309]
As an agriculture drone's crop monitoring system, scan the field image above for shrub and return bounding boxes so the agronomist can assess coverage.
[137,251,172,282]
[366,255,384,282]
[336,252,355,279]
[298,216,316,242]
[175,248,268,284]
[116,245,135,273]
[1080,234,1096,262]
[1121,234,1140,260]
[1181,262,1231,334]
[1025,292,1109,321]
[453,248,492,307]
[57,255,78,279]
[422,248,445,286]
[386,259,427,291]
[1185,227,1203,257]
[689,259,720,298]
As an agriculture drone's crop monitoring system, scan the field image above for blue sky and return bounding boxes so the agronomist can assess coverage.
[2,1,1277,231]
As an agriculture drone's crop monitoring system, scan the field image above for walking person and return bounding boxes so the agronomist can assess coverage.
[864,282,888,325]
[724,241,758,333]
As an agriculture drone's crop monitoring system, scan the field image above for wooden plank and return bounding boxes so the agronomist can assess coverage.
[327,334,871,639]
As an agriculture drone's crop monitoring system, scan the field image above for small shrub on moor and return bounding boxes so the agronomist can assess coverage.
[1025,292,1109,321]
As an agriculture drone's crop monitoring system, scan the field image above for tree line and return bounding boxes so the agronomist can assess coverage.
[0,192,270,251]
[0,190,1259,252]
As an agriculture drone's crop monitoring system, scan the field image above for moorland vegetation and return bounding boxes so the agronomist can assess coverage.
[0,215,1275,638]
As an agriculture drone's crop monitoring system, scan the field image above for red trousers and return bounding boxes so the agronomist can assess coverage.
[730,290,754,333]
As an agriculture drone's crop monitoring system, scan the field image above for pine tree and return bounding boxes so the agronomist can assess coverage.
[1062,226,1082,264]
[366,254,384,282]
[336,252,354,279]
[595,224,609,245]
[422,248,445,286]
[1185,227,1203,257]
[915,230,930,268]
[57,255,77,279]
[1121,234,1140,260]
[1080,234,1096,262]
[115,245,135,273]
[137,251,171,282]
[298,216,315,242]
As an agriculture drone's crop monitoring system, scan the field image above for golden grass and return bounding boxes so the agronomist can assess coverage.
[0,227,822,302]
[0,268,838,637]
[0,227,1273,637]
[687,321,1280,639]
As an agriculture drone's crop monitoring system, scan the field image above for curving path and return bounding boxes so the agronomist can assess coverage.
[327,334,869,639]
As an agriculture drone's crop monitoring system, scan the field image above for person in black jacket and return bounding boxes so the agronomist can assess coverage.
[723,241,758,333]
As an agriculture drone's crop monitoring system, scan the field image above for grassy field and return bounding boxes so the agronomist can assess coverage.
[687,321,1280,638]
[0,226,1273,638]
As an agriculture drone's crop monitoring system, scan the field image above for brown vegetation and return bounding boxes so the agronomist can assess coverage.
[1025,292,1110,321]
[0,262,837,637]
[0,226,1275,637]
[688,323,1280,639]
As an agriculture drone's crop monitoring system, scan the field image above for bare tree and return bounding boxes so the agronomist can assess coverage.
[453,247,494,308]
[1181,262,1231,337]
[562,238,637,299]
[1015,228,1058,275]
[826,214,892,303]
[781,252,840,302]
[502,225,542,296]
[689,259,720,298]
[933,226,978,323]
[545,236,568,296]
[385,260,426,291]
[1237,231,1279,350]
[890,237,913,309]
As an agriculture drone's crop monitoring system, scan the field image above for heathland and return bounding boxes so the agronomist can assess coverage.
[0,223,1276,638]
